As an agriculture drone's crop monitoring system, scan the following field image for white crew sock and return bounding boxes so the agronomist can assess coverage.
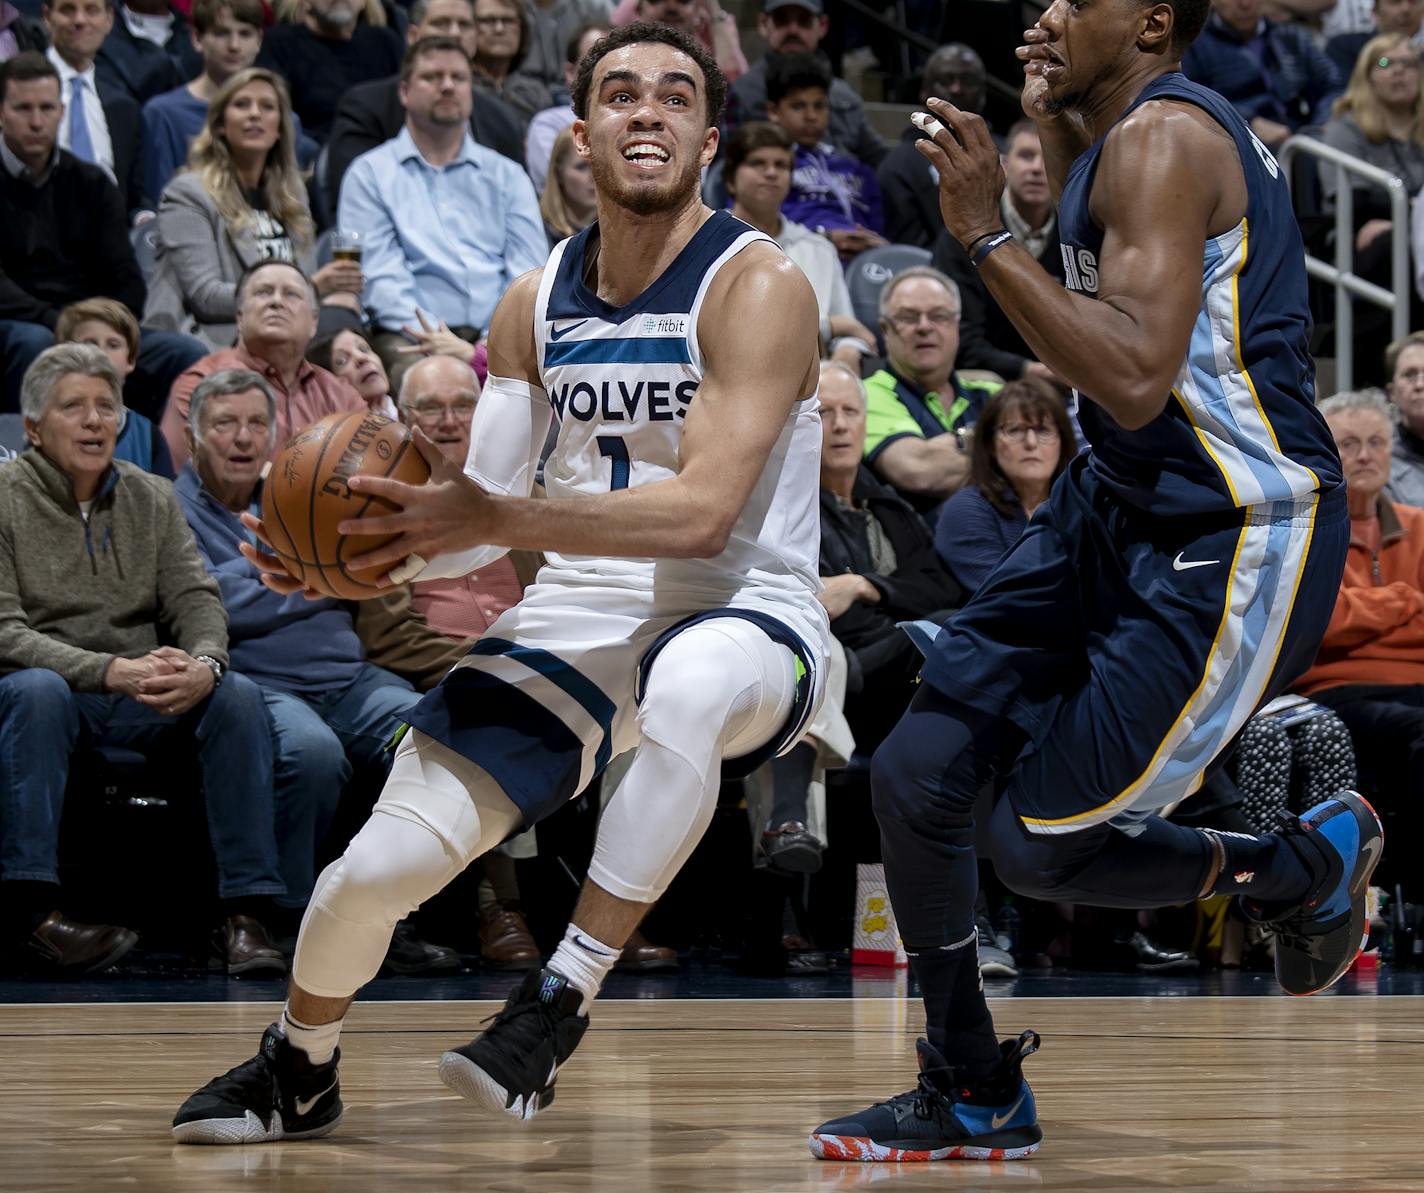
[280,1005,344,1066]
[546,924,621,1015]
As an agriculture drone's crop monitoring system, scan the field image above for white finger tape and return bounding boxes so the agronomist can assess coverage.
[911,111,947,138]
[388,553,429,586]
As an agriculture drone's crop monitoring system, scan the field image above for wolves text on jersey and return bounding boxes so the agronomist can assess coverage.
[548,378,699,422]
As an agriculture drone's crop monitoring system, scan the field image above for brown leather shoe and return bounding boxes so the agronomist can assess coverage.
[479,906,540,970]
[616,928,678,973]
[28,911,138,974]
[220,915,287,976]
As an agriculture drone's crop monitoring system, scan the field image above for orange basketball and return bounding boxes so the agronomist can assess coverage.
[262,411,431,600]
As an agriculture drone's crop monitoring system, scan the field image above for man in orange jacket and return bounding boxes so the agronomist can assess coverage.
[1296,389,1423,896]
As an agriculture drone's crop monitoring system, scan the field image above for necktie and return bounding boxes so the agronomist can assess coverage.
[68,75,95,164]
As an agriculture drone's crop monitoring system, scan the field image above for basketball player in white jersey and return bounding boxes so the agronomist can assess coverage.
[171,22,829,1143]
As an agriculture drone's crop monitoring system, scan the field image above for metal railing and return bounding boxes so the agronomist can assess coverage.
[1279,135,1411,390]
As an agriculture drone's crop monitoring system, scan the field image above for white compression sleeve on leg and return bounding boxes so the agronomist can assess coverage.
[587,619,797,904]
[291,730,525,999]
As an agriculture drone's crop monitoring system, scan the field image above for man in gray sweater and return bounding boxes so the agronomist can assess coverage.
[0,344,287,975]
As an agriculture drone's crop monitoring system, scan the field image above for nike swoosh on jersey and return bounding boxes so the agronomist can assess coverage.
[293,1080,338,1117]
[549,320,588,342]
[1172,552,1220,571]
[989,1091,1027,1130]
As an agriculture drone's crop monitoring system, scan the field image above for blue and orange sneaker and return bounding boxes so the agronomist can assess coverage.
[1245,790,1384,996]
[808,1032,1041,1162]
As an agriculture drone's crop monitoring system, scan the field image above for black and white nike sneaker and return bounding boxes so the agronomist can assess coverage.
[438,966,588,1121]
[172,1023,342,1144]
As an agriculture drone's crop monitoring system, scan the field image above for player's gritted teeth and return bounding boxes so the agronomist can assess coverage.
[621,141,672,169]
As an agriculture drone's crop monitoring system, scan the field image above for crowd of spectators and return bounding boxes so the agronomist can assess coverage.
[3,0,1424,983]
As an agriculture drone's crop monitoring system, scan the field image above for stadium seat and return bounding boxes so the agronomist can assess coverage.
[845,242,932,331]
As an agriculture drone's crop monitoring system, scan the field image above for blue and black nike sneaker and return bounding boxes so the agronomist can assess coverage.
[809,1032,1041,1162]
[1245,790,1384,996]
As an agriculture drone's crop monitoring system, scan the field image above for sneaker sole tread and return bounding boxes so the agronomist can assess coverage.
[808,1131,1040,1162]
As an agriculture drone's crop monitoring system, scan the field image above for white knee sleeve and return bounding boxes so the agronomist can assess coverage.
[588,619,796,903]
[292,729,524,998]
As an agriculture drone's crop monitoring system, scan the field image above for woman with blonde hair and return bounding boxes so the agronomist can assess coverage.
[539,126,597,246]
[146,67,363,350]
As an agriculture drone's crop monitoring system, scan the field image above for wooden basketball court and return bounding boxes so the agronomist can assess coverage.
[4,993,1420,1191]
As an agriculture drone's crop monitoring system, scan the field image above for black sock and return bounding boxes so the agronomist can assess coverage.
[908,930,1001,1081]
[1206,828,1323,905]
[768,742,816,827]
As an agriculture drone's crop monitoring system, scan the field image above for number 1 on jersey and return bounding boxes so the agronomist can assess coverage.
[597,435,630,491]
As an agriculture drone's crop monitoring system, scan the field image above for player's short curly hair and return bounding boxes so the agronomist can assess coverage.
[571,21,726,129]
[1161,0,1210,52]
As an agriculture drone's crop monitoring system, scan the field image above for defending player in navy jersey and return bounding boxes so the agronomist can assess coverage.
[170,23,830,1143]
[809,0,1383,1164]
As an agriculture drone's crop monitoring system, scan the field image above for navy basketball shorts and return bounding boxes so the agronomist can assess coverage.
[920,459,1349,837]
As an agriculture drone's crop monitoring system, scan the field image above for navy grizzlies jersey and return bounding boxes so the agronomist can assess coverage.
[1057,73,1342,515]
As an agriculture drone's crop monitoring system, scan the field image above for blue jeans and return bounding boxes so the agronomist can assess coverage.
[262,663,420,908]
[0,668,285,900]
[0,321,205,419]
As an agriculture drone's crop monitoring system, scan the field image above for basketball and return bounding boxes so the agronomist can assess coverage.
[261,410,431,600]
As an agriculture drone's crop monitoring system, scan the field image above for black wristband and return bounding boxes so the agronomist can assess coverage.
[971,230,1015,267]
[965,228,1008,257]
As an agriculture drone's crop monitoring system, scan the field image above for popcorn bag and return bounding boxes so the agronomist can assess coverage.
[851,863,908,968]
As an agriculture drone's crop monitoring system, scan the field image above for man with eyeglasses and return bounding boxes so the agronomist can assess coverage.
[862,265,1000,520]
[1327,0,1424,81]
[1383,330,1424,504]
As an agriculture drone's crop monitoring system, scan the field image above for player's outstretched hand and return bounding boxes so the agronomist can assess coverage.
[340,426,495,581]
[914,96,1007,250]
[237,513,328,601]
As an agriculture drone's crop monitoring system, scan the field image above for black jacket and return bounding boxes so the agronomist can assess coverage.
[324,74,526,222]
[0,149,145,327]
[95,5,201,105]
[819,466,962,745]
[932,220,1065,380]
[877,127,941,248]
[95,77,149,215]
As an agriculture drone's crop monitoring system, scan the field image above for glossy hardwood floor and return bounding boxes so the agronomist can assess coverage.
[4,995,1421,1192]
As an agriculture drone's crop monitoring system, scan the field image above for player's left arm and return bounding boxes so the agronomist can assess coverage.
[917,97,1231,430]
[340,244,820,574]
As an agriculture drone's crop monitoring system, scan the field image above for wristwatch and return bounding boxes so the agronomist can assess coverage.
[195,654,224,687]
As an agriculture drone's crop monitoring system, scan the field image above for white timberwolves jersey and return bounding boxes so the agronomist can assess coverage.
[532,210,826,639]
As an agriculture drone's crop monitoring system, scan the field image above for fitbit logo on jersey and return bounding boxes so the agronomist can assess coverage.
[1060,245,1100,296]
[549,378,698,422]
[641,315,687,335]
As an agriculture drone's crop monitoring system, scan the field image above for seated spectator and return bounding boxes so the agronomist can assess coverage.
[306,327,396,415]
[863,266,1000,518]
[1182,0,1342,148]
[325,0,526,221]
[470,0,552,125]
[1327,0,1424,81]
[142,0,311,205]
[0,345,287,974]
[1324,0,1382,36]
[1293,387,1424,904]
[0,3,45,60]
[539,125,596,245]
[145,68,362,350]
[765,52,884,261]
[337,37,544,372]
[721,120,875,365]
[0,52,205,416]
[724,0,885,166]
[1384,330,1424,503]
[880,43,987,249]
[517,0,611,93]
[817,359,962,754]
[55,299,174,476]
[934,379,1074,593]
[160,259,363,467]
[256,0,403,143]
[932,121,1068,387]
[95,0,202,106]
[610,0,745,83]
[525,17,608,193]
[43,0,148,214]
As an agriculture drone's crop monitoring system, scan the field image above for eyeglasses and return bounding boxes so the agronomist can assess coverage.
[1377,54,1422,70]
[1336,435,1390,454]
[1396,368,1424,385]
[886,308,958,332]
[404,398,478,423]
[997,421,1059,443]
